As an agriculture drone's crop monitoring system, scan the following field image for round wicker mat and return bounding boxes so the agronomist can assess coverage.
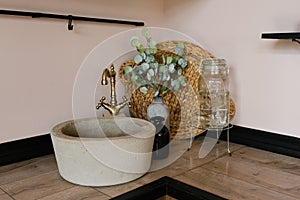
[119,40,236,139]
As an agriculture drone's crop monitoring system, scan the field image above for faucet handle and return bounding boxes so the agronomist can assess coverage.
[122,96,131,108]
[96,96,106,109]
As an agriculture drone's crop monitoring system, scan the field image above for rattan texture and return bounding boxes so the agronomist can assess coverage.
[119,41,236,139]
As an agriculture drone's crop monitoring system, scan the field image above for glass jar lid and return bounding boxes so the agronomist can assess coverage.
[200,58,228,76]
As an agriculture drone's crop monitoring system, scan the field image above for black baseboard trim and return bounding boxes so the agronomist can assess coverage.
[220,125,300,159]
[0,134,54,166]
[112,176,226,200]
[0,125,299,166]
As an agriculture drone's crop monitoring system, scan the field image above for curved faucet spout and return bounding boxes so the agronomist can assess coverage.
[101,68,110,85]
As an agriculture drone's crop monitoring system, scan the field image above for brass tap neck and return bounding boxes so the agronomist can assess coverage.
[97,64,130,116]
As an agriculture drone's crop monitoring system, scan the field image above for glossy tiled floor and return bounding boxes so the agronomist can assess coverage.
[0,137,300,200]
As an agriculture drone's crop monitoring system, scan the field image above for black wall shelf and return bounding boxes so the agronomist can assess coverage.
[261,32,300,44]
[0,9,144,30]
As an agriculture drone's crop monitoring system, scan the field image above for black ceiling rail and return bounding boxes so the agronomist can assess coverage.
[0,9,144,30]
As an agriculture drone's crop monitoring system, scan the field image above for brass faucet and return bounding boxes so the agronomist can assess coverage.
[96,64,130,116]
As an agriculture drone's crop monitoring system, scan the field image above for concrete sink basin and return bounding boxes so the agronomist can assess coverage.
[51,117,155,186]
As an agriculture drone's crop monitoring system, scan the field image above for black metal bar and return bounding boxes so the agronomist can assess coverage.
[0,9,144,27]
[261,32,300,45]
[261,32,300,39]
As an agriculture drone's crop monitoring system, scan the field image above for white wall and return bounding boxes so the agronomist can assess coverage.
[0,0,164,143]
[163,0,300,137]
[1,0,299,143]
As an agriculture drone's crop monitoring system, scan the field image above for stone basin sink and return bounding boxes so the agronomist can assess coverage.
[51,117,155,186]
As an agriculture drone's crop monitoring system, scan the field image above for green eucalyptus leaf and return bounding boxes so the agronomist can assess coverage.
[124,66,133,74]
[141,63,149,71]
[158,73,163,81]
[130,70,136,76]
[159,65,168,73]
[178,75,186,86]
[162,90,169,95]
[166,56,173,64]
[135,65,143,74]
[148,82,154,88]
[145,48,150,55]
[141,28,150,38]
[148,68,154,76]
[140,52,146,60]
[161,83,169,94]
[175,42,185,56]
[177,42,184,49]
[154,90,159,97]
[172,56,179,63]
[168,63,175,73]
[145,55,155,63]
[130,36,140,47]
[162,55,166,64]
[149,47,157,54]
[178,75,185,82]
[131,74,138,83]
[137,44,145,52]
[146,69,154,81]
[137,67,144,74]
[149,39,157,47]
[162,74,167,81]
[134,54,143,64]
[140,86,148,94]
[171,79,176,87]
[178,69,182,75]
[178,58,188,68]
[175,49,184,56]
[174,81,180,90]
[145,56,151,63]
[163,81,168,88]
[149,55,155,62]
[165,74,170,81]
[181,79,187,86]
[171,79,180,90]
[150,63,158,74]
[147,72,152,81]
[150,62,158,68]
